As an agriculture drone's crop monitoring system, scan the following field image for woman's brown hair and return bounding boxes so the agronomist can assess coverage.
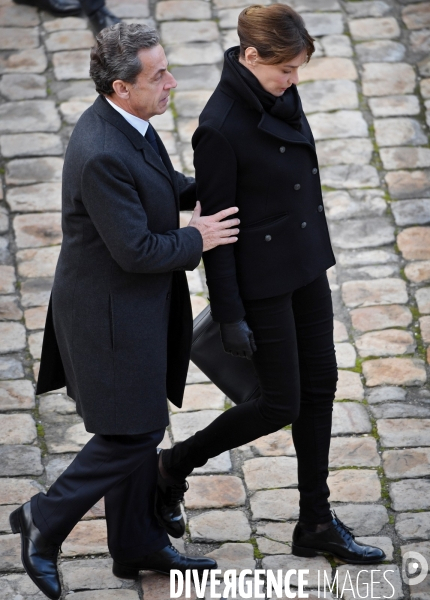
[237,4,315,65]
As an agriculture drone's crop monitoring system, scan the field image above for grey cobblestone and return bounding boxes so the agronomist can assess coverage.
[262,554,331,588]
[300,57,358,81]
[344,1,391,19]
[308,109,367,138]
[0,27,39,51]
[189,510,251,542]
[0,47,48,74]
[0,445,43,476]
[361,62,416,96]
[0,100,60,134]
[374,117,427,146]
[317,139,373,166]
[337,564,402,600]
[396,512,430,540]
[185,475,246,508]
[6,157,63,185]
[0,132,63,158]
[60,558,133,591]
[7,182,62,213]
[386,169,430,198]
[349,16,401,40]
[329,436,380,467]
[355,40,406,62]
[369,95,420,117]
[405,258,430,281]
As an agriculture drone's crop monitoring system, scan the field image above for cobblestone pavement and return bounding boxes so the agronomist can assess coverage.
[1,0,430,597]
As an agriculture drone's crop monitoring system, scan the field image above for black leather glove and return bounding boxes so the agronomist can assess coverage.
[220,319,257,359]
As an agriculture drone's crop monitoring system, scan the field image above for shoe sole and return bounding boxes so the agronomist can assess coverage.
[154,510,185,539]
[9,507,61,600]
[292,544,386,565]
[9,507,21,535]
[113,563,183,580]
[113,561,214,580]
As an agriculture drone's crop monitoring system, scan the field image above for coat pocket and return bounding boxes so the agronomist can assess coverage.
[241,212,289,232]
[236,212,292,268]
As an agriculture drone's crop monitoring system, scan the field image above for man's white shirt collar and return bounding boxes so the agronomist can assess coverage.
[105,97,149,138]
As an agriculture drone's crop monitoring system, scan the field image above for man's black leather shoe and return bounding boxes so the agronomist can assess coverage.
[88,7,121,35]
[13,0,81,17]
[292,511,386,564]
[155,449,187,538]
[9,502,61,600]
[112,543,217,579]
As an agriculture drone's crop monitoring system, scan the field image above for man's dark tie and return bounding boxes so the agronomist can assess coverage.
[145,123,161,158]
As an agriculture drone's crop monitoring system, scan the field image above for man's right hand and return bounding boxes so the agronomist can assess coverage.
[188,201,239,252]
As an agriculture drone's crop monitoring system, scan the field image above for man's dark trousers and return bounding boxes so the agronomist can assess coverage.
[30,429,169,560]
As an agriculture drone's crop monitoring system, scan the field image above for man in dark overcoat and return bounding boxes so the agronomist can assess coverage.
[9,23,240,600]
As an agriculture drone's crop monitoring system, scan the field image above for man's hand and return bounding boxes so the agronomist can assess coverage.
[188,201,240,252]
[220,319,257,359]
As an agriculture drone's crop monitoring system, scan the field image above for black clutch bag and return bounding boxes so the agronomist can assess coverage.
[191,304,260,405]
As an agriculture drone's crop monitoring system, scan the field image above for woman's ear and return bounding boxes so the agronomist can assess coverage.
[244,46,258,67]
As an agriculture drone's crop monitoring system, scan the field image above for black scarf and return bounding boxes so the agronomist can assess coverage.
[227,49,303,131]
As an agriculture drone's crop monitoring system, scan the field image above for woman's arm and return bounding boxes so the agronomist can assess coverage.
[175,172,197,211]
[192,125,245,323]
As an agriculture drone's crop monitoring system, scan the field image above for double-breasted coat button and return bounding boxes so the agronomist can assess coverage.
[318,205,323,212]
[294,183,301,190]
[312,168,318,174]
[279,146,286,153]
[265,235,272,242]
[301,222,307,228]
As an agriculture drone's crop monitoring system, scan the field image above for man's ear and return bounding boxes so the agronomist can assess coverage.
[112,79,130,99]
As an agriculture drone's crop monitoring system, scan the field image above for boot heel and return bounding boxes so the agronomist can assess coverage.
[9,507,21,534]
[292,544,318,558]
[112,561,139,580]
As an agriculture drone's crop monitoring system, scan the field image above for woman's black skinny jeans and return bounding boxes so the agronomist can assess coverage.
[163,272,338,526]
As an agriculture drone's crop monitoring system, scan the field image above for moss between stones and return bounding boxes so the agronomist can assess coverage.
[34,408,48,457]
[377,466,391,509]
[249,537,264,560]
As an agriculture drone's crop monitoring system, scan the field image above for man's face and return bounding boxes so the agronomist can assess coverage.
[112,44,177,120]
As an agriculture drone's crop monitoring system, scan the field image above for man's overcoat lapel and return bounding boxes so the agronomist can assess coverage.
[94,96,178,202]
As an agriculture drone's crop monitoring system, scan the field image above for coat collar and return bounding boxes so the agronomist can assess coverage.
[93,95,174,185]
[218,47,315,149]
[258,111,315,148]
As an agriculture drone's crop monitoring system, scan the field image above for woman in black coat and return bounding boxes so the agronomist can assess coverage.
[159,4,385,564]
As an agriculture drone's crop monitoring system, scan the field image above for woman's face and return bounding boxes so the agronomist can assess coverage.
[240,48,308,96]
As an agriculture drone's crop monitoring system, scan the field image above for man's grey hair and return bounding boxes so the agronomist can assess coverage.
[90,23,160,95]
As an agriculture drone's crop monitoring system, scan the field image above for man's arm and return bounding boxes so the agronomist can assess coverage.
[81,152,203,274]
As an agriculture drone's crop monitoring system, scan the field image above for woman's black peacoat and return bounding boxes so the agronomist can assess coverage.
[192,48,336,323]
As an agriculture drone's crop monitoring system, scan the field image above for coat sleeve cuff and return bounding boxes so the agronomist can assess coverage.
[206,275,246,323]
[176,225,203,271]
